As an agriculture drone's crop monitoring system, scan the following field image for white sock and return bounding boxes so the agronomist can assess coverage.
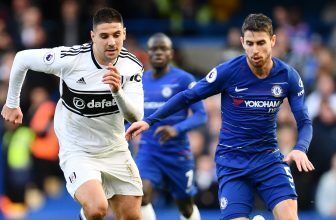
[180,205,201,220]
[80,208,87,220]
[141,203,156,220]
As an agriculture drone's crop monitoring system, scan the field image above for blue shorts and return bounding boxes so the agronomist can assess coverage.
[216,150,297,219]
[136,150,197,199]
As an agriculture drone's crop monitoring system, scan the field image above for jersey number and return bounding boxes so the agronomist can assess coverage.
[284,166,295,189]
[185,170,193,193]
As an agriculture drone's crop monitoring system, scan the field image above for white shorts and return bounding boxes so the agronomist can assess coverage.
[60,149,143,199]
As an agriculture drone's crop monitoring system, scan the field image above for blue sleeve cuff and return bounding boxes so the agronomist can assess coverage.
[292,109,312,153]
[172,125,181,135]
[293,145,307,153]
[144,118,154,126]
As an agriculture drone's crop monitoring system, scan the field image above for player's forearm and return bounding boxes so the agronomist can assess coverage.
[293,109,312,153]
[145,90,201,126]
[6,51,31,108]
[112,89,144,122]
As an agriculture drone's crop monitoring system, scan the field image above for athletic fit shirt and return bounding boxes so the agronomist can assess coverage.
[6,43,144,162]
[145,55,312,164]
[140,66,207,154]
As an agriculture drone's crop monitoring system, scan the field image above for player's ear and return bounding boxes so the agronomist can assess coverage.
[123,27,126,41]
[271,34,276,47]
[90,30,95,43]
[240,36,245,48]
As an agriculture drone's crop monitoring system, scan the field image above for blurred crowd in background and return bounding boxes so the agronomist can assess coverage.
[0,0,336,219]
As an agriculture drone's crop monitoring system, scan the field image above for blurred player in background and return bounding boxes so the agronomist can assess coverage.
[2,8,144,220]
[126,14,314,220]
[137,33,207,220]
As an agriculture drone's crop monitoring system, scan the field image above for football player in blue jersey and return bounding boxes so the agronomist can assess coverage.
[126,14,315,220]
[136,33,207,220]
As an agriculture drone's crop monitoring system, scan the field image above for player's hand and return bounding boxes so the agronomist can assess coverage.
[103,63,121,93]
[125,121,150,141]
[283,149,315,172]
[1,105,23,125]
[154,125,178,144]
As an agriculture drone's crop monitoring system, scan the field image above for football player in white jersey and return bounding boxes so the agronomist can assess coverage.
[2,8,144,220]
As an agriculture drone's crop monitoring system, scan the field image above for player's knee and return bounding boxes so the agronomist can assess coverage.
[83,200,108,219]
[276,210,297,220]
[180,205,193,218]
[176,198,195,218]
[142,180,153,206]
[177,202,194,218]
[123,209,142,220]
[180,205,201,220]
[273,202,298,220]
[141,193,151,205]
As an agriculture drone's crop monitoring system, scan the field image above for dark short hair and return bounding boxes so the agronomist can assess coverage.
[241,13,273,37]
[92,8,123,29]
[147,32,172,48]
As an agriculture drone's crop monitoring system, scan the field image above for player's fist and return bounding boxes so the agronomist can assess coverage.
[103,63,121,93]
[1,105,23,125]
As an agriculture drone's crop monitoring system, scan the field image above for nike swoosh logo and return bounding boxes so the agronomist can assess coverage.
[235,87,248,92]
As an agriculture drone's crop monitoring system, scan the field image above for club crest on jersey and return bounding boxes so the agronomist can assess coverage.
[43,51,55,64]
[162,87,172,98]
[233,98,244,106]
[69,172,76,183]
[220,197,228,210]
[271,85,283,97]
[206,68,217,83]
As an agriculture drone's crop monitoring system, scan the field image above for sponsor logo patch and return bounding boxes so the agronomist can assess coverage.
[233,98,244,106]
[297,89,304,96]
[144,102,165,109]
[130,74,142,82]
[244,100,281,108]
[73,97,85,109]
[61,81,119,117]
[43,51,55,64]
[206,68,217,83]
[73,98,117,109]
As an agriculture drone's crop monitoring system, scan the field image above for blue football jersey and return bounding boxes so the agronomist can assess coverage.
[140,66,207,154]
[145,55,312,167]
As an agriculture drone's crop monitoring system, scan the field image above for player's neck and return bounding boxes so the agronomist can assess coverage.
[96,57,117,67]
[152,66,169,78]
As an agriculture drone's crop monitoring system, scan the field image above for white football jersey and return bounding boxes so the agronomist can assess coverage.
[6,43,144,161]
